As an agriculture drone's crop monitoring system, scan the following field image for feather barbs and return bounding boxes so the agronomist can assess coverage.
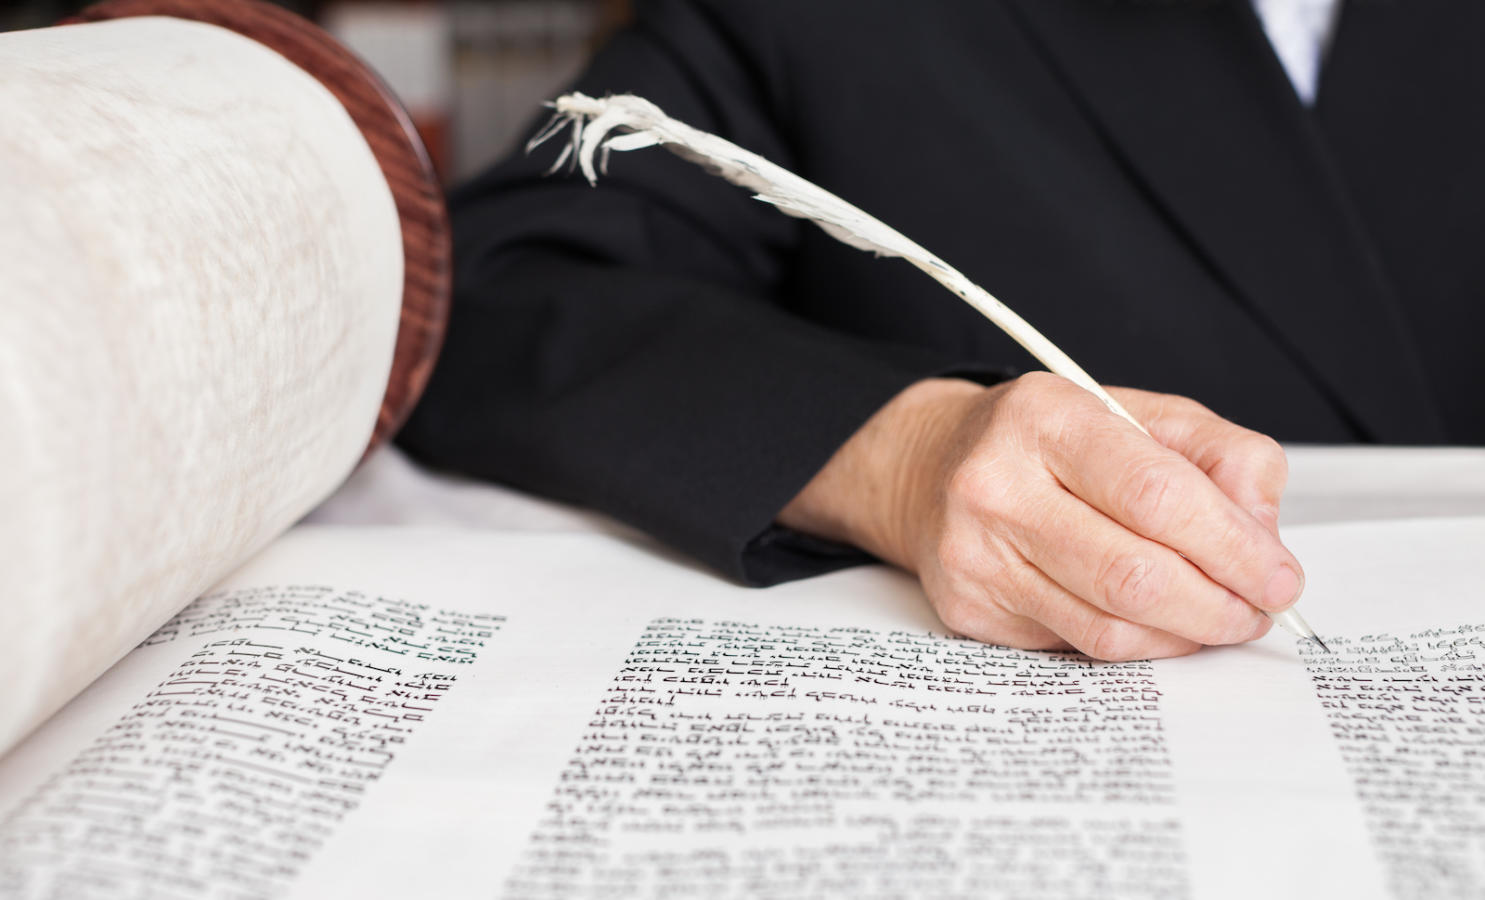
[527,91,1146,433]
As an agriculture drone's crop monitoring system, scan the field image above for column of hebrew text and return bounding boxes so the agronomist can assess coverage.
[506,618,1190,899]
[1303,625,1485,899]
[0,586,502,900]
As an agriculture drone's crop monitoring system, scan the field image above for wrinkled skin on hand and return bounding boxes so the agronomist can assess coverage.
[780,374,1304,661]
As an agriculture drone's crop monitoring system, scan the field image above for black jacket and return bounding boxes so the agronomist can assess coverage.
[399,0,1484,585]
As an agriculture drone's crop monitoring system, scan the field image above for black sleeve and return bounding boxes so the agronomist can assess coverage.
[397,0,1005,585]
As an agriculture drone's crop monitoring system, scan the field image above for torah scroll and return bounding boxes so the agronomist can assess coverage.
[0,0,450,756]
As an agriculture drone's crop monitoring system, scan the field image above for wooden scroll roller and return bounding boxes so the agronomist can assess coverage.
[0,1,450,755]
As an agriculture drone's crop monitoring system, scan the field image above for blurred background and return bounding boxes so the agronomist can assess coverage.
[0,0,632,182]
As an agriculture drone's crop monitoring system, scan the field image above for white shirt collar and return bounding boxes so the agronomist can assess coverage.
[1251,0,1345,104]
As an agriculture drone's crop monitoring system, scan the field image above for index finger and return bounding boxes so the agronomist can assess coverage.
[1046,408,1305,614]
[1136,394,1290,533]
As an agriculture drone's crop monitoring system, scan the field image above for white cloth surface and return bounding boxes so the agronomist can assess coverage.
[1251,0,1344,104]
[312,444,1485,536]
[306,445,636,536]
[1281,445,1485,526]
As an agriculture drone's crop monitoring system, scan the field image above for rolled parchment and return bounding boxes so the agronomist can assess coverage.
[0,0,450,755]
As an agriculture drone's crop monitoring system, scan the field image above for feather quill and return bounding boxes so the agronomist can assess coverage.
[529,91,1147,432]
[529,92,1332,649]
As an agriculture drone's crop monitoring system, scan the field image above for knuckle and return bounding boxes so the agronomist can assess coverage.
[993,374,1102,468]
[998,372,1066,421]
[1221,514,1266,564]
[1113,460,1183,531]
[944,464,996,513]
[935,600,976,638]
[1094,551,1165,617]
[1082,618,1148,663]
[1151,391,1209,422]
[1244,430,1284,460]
[1014,370,1065,394]
[1218,432,1286,491]
[1201,619,1251,648]
[1171,394,1213,418]
[946,452,1031,522]
[933,591,1007,642]
[928,548,1031,641]
[1198,601,1261,646]
[932,532,982,580]
[1212,512,1277,580]
[1245,433,1289,486]
[991,383,1039,432]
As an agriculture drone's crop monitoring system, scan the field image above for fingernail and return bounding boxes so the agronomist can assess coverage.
[1264,564,1302,610]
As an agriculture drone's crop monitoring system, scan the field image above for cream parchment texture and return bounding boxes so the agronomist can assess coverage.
[0,18,403,754]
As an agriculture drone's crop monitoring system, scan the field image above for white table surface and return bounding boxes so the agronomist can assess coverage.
[309,444,1485,536]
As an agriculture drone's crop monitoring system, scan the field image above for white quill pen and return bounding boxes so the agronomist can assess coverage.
[528,91,1330,651]
[528,91,1146,431]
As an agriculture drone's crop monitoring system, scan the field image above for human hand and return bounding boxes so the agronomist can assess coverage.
[778,374,1303,660]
